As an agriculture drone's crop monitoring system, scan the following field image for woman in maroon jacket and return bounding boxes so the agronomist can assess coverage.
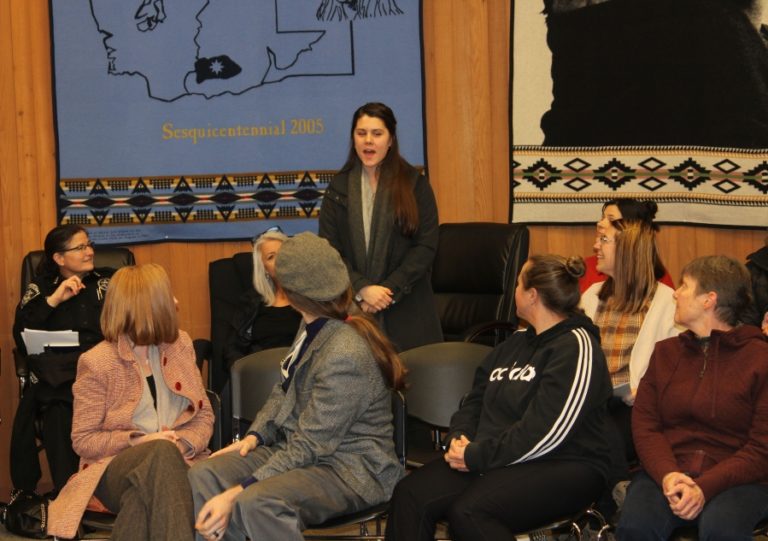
[617,255,768,541]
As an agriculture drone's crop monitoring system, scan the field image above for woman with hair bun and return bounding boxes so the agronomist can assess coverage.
[385,255,613,541]
[580,198,674,293]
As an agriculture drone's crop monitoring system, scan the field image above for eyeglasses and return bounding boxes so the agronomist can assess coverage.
[251,225,283,245]
[59,241,95,253]
[597,235,615,245]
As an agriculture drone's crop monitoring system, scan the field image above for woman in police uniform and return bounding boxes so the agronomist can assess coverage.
[11,224,114,495]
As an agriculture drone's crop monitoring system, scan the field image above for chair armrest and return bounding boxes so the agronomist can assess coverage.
[192,338,213,389]
[461,320,518,346]
[13,347,30,397]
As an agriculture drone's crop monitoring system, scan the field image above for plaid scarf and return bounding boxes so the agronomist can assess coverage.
[593,300,650,386]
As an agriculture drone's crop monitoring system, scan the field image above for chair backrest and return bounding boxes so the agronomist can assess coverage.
[400,341,492,429]
[431,222,529,341]
[20,247,136,296]
[205,389,222,452]
[207,252,255,392]
[230,346,287,439]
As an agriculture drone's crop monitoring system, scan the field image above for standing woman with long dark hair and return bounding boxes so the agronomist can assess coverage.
[319,102,442,351]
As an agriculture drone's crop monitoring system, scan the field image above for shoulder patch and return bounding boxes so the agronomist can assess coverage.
[21,283,41,309]
[97,277,111,301]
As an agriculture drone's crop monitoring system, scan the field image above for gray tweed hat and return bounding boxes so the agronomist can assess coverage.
[276,232,350,301]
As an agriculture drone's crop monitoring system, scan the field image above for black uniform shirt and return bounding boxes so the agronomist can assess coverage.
[13,268,114,355]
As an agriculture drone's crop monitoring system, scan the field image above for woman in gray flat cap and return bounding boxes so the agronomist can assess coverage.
[189,232,406,541]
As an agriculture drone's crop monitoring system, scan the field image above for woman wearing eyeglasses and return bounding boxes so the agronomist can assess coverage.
[581,220,681,516]
[11,224,115,496]
[579,199,674,293]
[319,102,443,352]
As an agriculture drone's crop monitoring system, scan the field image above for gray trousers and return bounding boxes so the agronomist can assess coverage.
[188,446,367,541]
[94,439,195,541]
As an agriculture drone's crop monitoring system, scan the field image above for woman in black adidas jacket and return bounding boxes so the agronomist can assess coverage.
[386,255,613,541]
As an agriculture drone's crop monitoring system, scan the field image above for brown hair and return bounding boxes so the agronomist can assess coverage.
[101,263,179,345]
[341,102,419,236]
[522,254,586,317]
[598,220,658,314]
[682,255,753,326]
[41,224,88,275]
[283,287,406,390]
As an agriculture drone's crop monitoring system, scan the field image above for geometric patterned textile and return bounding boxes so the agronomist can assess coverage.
[511,147,768,227]
[59,170,330,229]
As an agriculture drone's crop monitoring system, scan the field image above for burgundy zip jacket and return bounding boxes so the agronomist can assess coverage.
[633,325,768,500]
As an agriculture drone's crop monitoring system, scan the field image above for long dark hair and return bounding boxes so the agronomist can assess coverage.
[39,224,88,275]
[602,198,660,232]
[284,287,406,390]
[341,102,419,236]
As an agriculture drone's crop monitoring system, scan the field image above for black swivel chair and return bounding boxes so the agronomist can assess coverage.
[14,247,136,395]
[194,250,266,446]
[431,222,529,346]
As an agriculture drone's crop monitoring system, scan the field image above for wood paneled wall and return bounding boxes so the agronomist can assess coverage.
[0,0,763,496]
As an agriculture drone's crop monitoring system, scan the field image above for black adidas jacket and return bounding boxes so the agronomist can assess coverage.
[448,313,612,480]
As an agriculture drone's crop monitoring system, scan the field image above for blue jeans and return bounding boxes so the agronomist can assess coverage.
[617,471,768,541]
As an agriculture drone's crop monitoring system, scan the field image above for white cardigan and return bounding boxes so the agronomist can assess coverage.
[582,282,682,401]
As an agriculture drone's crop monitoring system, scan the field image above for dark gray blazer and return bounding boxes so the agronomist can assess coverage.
[319,163,443,351]
[248,319,404,505]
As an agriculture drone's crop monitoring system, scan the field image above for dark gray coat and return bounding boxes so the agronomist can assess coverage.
[319,164,443,351]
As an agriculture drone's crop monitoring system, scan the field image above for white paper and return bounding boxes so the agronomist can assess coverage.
[22,328,79,355]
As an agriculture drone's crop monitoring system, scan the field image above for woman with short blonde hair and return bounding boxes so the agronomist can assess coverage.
[100,263,179,345]
[48,263,213,541]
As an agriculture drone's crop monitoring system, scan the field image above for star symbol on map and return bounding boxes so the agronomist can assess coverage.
[210,60,224,74]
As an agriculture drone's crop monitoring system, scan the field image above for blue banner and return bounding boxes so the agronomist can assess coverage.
[51,0,424,244]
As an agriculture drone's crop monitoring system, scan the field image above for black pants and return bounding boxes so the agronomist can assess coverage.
[596,398,634,516]
[385,458,605,541]
[10,381,79,493]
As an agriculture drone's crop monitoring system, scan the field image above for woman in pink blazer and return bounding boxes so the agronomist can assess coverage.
[48,263,214,540]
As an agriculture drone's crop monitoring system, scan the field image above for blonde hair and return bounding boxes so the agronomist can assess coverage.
[252,230,289,306]
[598,221,658,314]
[101,263,179,345]
[284,287,407,390]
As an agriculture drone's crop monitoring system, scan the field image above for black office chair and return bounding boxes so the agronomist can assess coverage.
[192,251,259,444]
[400,341,492,466]
[431,222,529,346]
[14,247,136,396]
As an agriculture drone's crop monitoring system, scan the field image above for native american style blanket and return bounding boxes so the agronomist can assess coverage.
[511,0,768,227]
[51,0,423,244]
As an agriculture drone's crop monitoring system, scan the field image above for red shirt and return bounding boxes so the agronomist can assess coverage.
[579,254,675,293]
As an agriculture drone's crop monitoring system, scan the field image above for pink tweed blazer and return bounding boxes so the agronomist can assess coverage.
[48,331,213,539]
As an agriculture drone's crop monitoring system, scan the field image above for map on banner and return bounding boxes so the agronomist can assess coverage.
[51,0,424,244]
